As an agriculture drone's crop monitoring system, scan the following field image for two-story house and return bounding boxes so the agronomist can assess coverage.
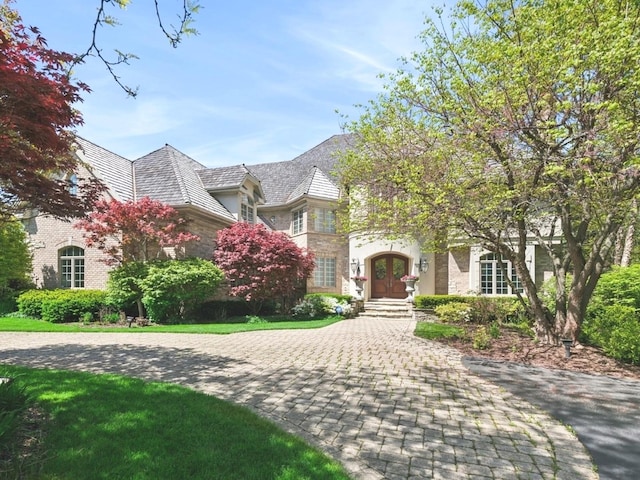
[23,134,553,301]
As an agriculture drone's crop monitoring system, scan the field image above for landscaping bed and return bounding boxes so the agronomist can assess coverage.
[431,323,640,381]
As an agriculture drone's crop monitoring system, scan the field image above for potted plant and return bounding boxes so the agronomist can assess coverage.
[350,276,367,300]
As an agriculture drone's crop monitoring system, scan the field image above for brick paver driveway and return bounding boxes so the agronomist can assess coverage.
[1,318,596,479]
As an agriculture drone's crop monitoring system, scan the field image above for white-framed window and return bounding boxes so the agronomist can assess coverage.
[60,246,85,288]
[314,208,336,234]
[314,257,336,287]
[241,194,255,223]
[479,253,522,295]
[292,209,304,235]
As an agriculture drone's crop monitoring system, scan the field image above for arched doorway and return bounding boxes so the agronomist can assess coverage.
[371,254,409,299]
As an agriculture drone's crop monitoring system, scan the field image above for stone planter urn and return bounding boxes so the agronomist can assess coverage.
[401,275,419,303]
[351,276,367,301]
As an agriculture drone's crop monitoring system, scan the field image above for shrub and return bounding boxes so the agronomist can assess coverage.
[304,293,352,304]
[434,302,472,323]
[467,296,523,324]
[291,296,329,319]
[414,295,470,310]
[292,295,352,319]
[591,264,640,310]
[18,289,107,323]
[17,290,51,318]
[583,304,640,363]
[141,259,224,324]
[39,290,107,323]
[472,326,491,350]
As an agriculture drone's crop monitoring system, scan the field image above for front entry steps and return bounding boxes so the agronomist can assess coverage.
[360,299,413,319]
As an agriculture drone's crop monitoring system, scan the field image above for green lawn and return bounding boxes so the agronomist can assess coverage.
[1,366,351,480]
[414,320,465,340]
[0,315,343,333]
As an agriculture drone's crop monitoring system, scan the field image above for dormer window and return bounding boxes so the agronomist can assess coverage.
[241,194,255,223]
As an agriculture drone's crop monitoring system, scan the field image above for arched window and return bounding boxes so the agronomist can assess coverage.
[59,246,85,288]
[479,253,522,295]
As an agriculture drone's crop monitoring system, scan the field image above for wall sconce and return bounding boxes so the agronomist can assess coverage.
[350,258,361,275]
[415,256,429,273]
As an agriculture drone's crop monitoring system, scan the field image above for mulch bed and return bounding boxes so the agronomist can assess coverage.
[437,324,640,381]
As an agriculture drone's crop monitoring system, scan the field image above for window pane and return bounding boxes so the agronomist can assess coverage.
[314,208,336,233]
[374,258,386,280]
[314,258,336,287]
[292,209,304,235]
[61,259,72,288]
[480,262,492,294]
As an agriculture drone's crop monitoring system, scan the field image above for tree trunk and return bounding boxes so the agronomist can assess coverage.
[136,299,145,320]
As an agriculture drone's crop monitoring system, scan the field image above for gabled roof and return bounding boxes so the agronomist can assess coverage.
[196,164,265,202]
[74,137,134,201]
[246,134,352,207]
[133,145,235,222]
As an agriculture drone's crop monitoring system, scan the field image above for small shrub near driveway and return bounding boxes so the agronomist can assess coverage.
[17,290,107,323]
[434,302,472,323]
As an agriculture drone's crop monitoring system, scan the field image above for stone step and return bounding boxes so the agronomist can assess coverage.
[361,300,413,319]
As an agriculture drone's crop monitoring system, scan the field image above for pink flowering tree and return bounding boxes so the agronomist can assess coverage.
[213,223,315,314]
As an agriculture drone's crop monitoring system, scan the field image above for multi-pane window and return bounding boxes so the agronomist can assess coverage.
[241,194,255,223]
[480,253,522,295]
[292,209,304,235]
[314,257,336,287]
[60,246,85,288]
[314,208,336,233]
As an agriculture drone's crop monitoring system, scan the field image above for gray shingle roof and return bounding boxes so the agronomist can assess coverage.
[74,137,134,201]
[246,134,352,207]
[133,145,235,222]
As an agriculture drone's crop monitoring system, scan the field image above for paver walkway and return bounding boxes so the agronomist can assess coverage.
[1,318,597,479]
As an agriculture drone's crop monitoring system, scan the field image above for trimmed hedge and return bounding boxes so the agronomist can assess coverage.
[17,289,108,323]
[304,293,353,304]
[414,295,471,309]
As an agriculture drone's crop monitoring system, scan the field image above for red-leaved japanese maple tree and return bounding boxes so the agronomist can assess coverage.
[0,4,104,221]
[213,222,315,314]
[75,197,200,266]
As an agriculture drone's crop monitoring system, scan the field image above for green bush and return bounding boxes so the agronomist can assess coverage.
[17,290,51,318]
[40,290,108,323]
[304,293,353,304]
[18,289,107,322]
[467,296,523,324]
[583,304,640,363]
[292,294,353,319]
[291,296,330,319]
[414,295,470,310]
[472,326,491,350]
[0,375,31,453]
[434,302,472,323]
[141,259,224,324]
[591,264,640,310]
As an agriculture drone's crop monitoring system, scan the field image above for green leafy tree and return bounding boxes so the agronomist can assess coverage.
[340,0,640,344]
[0,217,32,312]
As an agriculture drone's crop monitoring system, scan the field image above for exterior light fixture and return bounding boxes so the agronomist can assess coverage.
[415,256,430,273]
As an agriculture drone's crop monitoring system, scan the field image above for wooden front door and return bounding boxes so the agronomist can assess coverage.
[371,254,408,299]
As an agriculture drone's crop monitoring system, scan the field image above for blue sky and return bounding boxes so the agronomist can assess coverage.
[16,1,435,167]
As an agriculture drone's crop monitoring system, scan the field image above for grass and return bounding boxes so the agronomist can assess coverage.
[0,315,343,334]
[1,365,351,480]
[414,321,465,340]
